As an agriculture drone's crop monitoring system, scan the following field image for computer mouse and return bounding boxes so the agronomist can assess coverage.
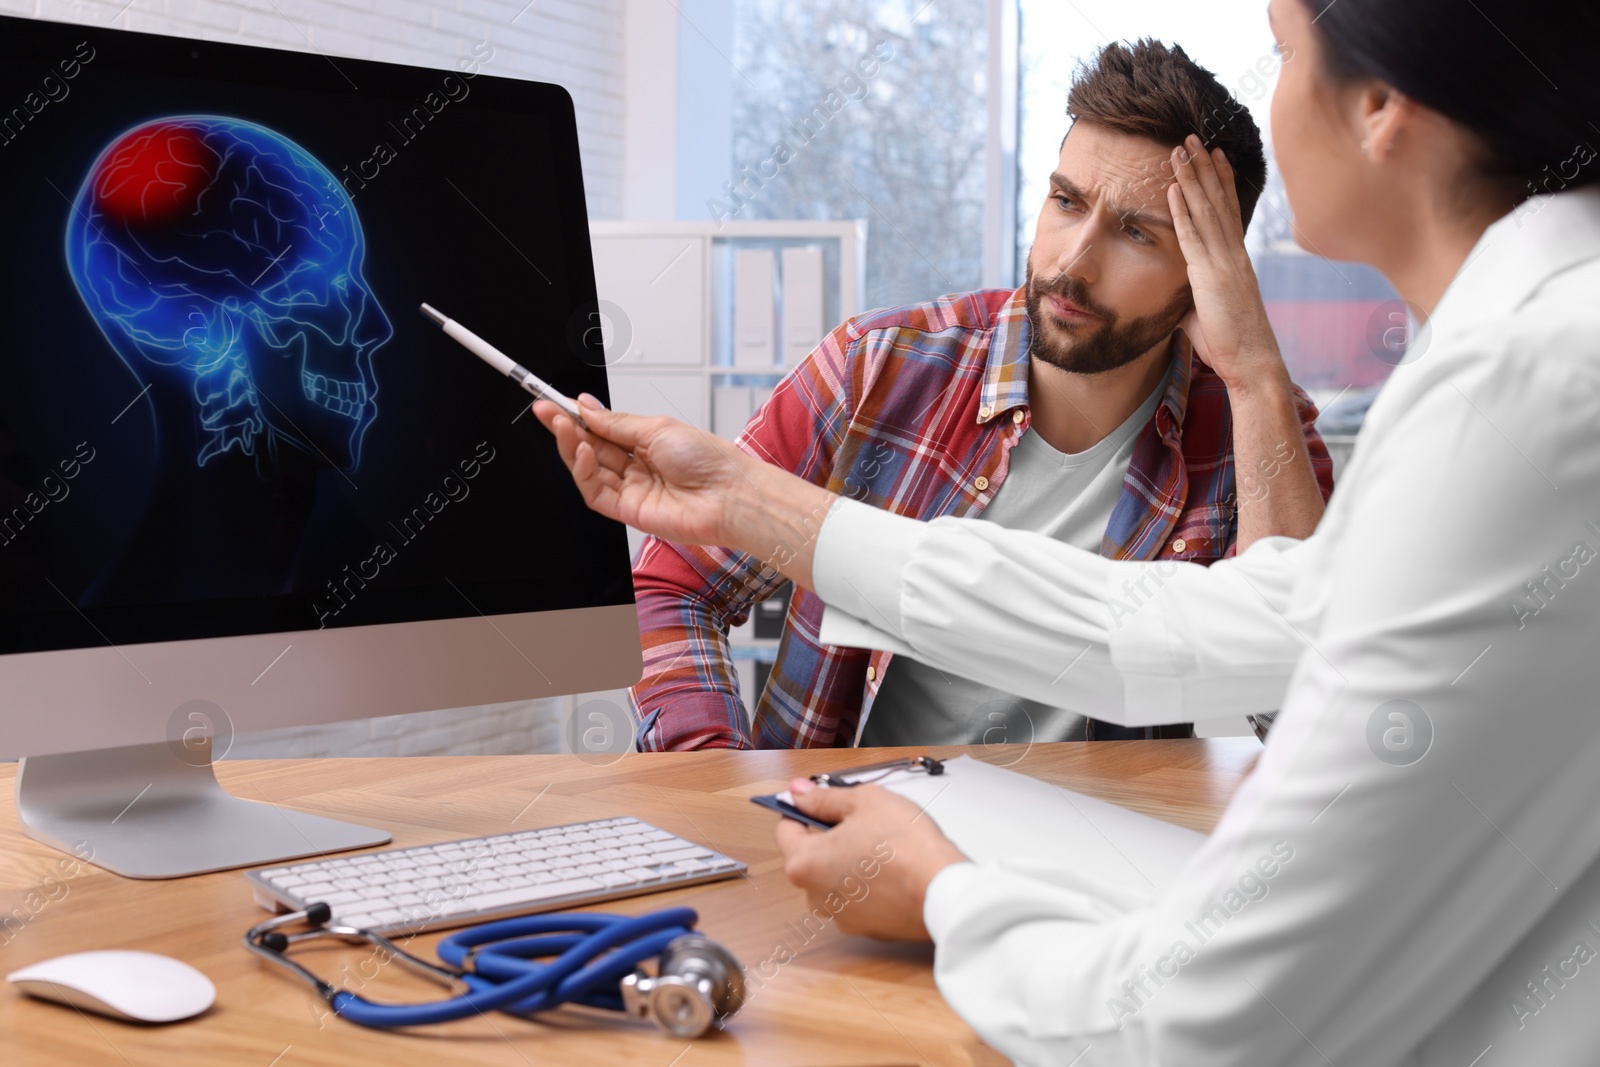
[6,949,216,1023]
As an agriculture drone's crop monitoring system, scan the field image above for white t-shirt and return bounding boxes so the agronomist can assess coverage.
[860,379,1163,746]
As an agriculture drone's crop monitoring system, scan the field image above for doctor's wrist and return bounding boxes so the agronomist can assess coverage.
[918,854,978,944]
[716,458,837,590]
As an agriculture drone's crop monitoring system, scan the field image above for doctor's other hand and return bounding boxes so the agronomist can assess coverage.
[775,779,969,942]
[532,395,751,549]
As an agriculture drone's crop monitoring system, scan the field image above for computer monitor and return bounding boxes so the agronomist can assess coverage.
[0,16,642,878]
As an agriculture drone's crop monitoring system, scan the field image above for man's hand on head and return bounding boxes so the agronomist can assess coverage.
[1168,135,1327,542]
[774,779,970,942]
[1168,133,1292,397]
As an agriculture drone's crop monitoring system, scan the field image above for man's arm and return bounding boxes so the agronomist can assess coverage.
[1166,134,1332,550]
[626,322,862,750]
[627,537,775,750]
[1228,374,1331,550]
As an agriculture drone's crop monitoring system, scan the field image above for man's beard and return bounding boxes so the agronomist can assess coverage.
[1024,259,1191,375]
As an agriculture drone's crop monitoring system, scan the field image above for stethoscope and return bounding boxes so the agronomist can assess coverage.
[245,902,745,1037]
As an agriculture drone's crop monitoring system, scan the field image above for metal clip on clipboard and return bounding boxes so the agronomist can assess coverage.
[751,755,945,829]
[809,756,945,788]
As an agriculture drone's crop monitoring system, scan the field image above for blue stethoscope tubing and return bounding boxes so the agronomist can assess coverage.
[327,907,700,1028]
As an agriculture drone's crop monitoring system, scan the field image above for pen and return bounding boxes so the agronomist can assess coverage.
[419,303,589,431]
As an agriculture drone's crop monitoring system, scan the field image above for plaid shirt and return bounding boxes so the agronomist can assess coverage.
[628,287,1335,749]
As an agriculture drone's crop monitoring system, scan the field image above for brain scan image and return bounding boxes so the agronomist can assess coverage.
[66,115,392,474]
[60,116,396,603]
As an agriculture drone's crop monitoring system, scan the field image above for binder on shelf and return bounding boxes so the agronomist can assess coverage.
[713,386,754,440]
[733,248,776,368]
[781,246,825,368]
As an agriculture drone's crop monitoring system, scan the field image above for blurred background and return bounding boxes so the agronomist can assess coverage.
[6,0,1405,754]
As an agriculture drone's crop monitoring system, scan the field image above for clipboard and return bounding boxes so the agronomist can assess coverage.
[751,753,1207,902]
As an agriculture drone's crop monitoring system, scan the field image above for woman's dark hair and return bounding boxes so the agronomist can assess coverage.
[1067,38,1269,230]
[1301,0,1600,199]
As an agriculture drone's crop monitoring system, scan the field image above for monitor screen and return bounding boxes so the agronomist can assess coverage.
[0,16,632,656]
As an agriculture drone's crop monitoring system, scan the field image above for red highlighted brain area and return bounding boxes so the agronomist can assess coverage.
[93,123,213,225]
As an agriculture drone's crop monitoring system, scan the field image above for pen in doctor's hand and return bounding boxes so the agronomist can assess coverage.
[419,302,589,431]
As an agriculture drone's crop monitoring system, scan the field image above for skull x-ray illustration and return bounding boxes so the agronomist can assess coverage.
[66,116,392,472]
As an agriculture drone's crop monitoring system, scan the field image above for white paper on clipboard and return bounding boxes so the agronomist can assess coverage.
[779,754,1206,902]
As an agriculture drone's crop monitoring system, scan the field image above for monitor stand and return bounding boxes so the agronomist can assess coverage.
[14,736,391,879]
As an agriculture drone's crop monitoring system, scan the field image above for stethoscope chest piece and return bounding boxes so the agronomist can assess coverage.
[621,933,746,1038]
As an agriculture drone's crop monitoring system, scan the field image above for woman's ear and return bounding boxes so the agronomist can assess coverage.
[1358,85,1414,162]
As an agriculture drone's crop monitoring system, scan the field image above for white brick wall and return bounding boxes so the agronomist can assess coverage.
[8,0,626,216]
[0,0,630,758]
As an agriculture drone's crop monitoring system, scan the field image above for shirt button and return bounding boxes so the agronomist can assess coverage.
[974,475,990,492]
[866,665,877,682]
[1171,538,1188,553]
[978,405,992,420]
[1012,410,1025,424]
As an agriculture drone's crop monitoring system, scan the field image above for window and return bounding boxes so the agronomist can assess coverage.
[726,0,990,309]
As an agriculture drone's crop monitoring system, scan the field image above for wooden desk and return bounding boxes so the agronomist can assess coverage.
[0,740,1259,1066]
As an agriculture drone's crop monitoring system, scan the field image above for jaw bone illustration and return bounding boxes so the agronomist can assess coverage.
[66,116,393,473]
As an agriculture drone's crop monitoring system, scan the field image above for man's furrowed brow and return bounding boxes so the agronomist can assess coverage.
[1049,171,1174,232]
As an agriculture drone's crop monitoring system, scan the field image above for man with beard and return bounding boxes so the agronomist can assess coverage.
[627,38,1334,749]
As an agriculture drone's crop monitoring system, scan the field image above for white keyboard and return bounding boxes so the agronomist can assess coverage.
[246,816,747,935]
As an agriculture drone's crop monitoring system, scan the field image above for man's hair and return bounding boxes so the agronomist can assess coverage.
[1066,38,1268,232]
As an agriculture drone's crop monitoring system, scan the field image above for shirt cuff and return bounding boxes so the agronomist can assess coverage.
[817,604,918,657]
[812,496,921,638]
[922,860,983,944]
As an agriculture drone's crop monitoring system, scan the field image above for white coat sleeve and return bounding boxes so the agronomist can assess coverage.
[813,494,1311,724]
